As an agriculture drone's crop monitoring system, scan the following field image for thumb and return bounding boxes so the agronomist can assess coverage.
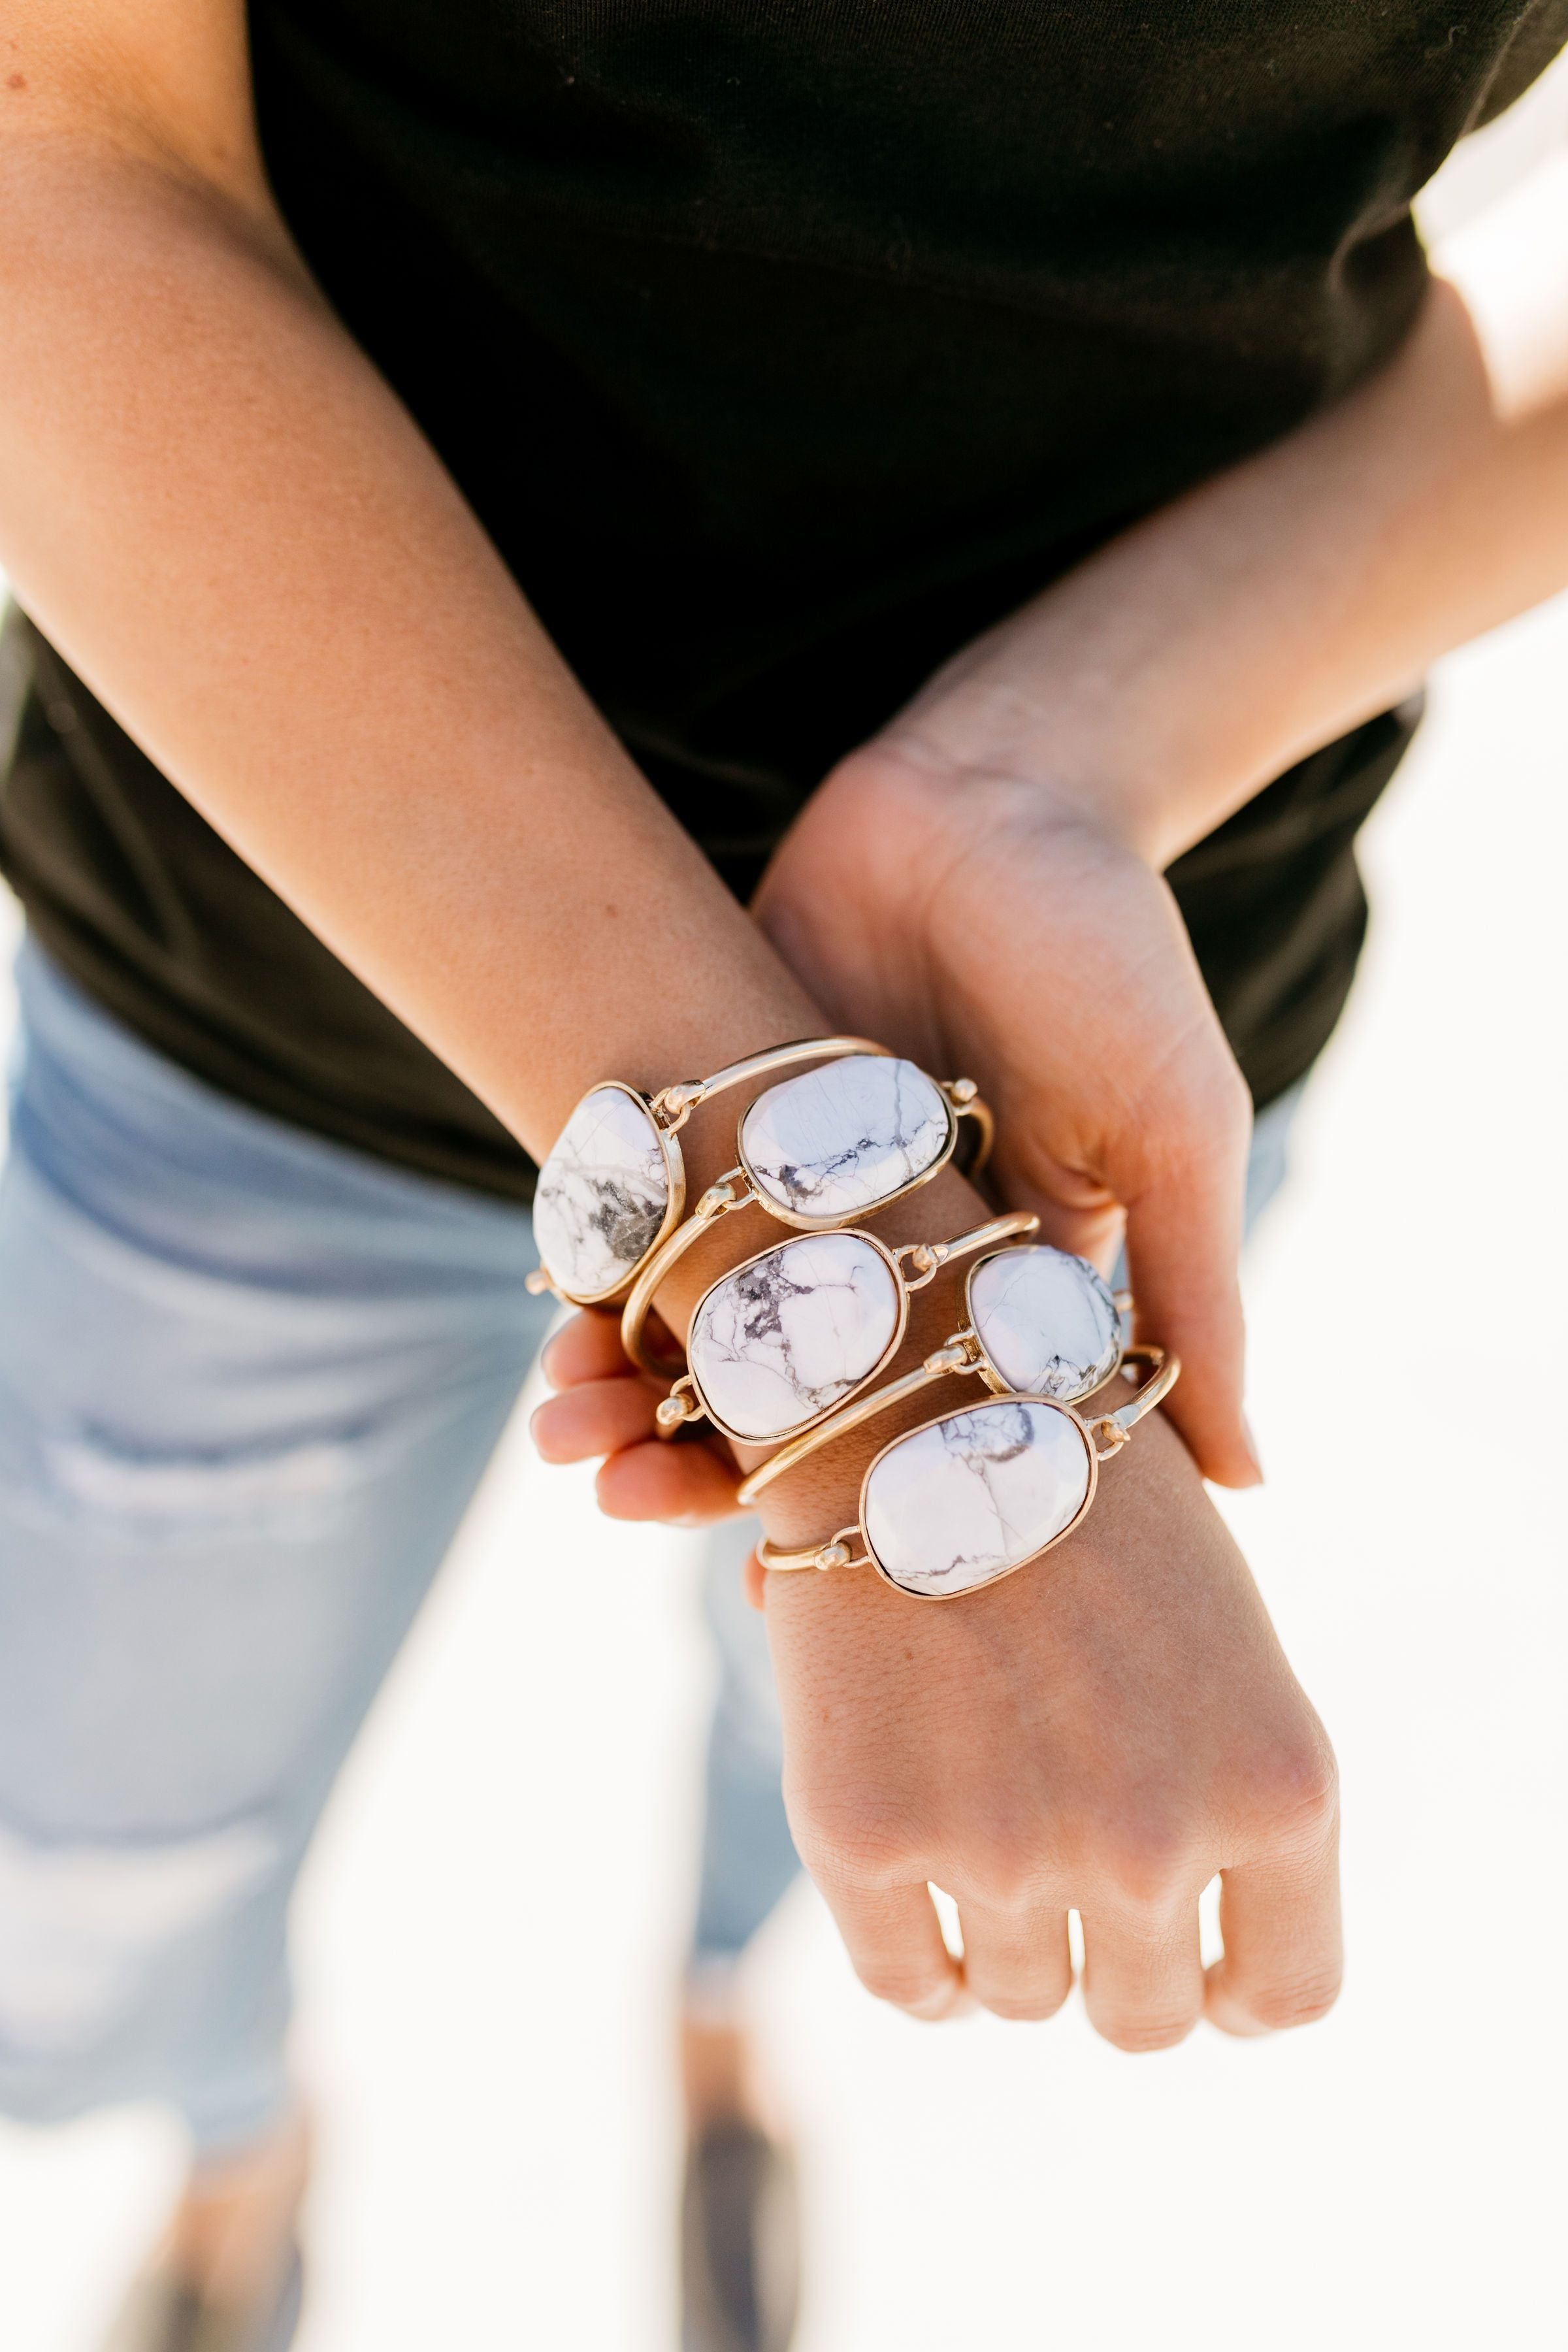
[1118,1093,1260,1488]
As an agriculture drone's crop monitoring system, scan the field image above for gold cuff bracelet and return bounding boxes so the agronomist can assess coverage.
[752,1349,1180,1603]
[526,1036,889,1308]
[655,1210,1040,1450]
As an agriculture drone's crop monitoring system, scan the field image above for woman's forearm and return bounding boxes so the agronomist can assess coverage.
[0,127,819,1164]
[889,156,1568,868]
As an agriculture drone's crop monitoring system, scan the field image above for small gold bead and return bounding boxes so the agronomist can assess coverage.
[949,1077,979,1104]
[818,1541,851,1569]
[656,1397,687,1427]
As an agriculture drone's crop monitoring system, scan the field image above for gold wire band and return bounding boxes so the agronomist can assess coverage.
[751,1347,1179,1568]
[619,1165,755,1376]
[644,1034,890,1135]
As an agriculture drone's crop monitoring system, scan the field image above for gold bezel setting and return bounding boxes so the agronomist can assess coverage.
[734,1063,961,1234]
[858,1395,1101,1601]
[962,1245,1126,1401]
[661,1211,1039,1448]
[530,1079,687,1310]
[676,1228,911,1447]
[753,1350,1179,1597]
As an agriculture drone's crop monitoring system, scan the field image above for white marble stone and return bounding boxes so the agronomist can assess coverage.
[968,1245,1122,1403]
[690,1232,902,1441]
[862,1398,1092,1598]
[533,1085,670,1299]
[740,1055,951,1222]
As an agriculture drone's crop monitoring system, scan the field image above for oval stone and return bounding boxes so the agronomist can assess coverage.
[968,1245,1122,1403]
[740,1054,951,1222]
[690,1232,902,1441]
[533,1084,671,1300]
[863,1397,1092,1599]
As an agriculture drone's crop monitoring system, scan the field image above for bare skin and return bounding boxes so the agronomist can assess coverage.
[3,0,1568,2294]
[153,2108,310,2311]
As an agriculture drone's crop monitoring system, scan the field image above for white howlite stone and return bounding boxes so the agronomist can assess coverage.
[689,1232,901,1441]
[969,1245,1122,1403]
[533,1085,670,1299]
[863,1398,1092,1598]
[740,1055,950,1222]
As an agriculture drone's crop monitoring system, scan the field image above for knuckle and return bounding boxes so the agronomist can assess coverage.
[790,1801,923,1893]
[1254,1733,1341,1846]
[1147,1051,1252,1177]
[955,1813,1060,1910]
[1096,1814,1200,1914]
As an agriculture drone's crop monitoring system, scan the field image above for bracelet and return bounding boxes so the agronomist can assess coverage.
[619,1051,993,1375]
[527,1036,887,1307]
[752,1350,1179,1602]
[654,1210,1040,1449]
[737,1241,1132,1503]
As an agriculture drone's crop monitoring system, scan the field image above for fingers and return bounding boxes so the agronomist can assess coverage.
[1120,1083,1258,1489]
[531,1373,659,1463]
[816,1878,972,2021]
[539,1308,627,1389]
[531,1311,743,1524]
[1079,1901,1205,2053]
[956,1898,1073,2022]
[1205,1818,1343,2038]
[595,1437,743,1524]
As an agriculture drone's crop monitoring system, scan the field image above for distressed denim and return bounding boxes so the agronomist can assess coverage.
[0,943,787,2149]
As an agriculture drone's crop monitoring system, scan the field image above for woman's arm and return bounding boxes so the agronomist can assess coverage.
[0,0,822,1150]
[866,155,1568,870]
[735,152,1568,1483]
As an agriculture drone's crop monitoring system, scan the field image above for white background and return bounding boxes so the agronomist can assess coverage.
[1,69,1566,2352]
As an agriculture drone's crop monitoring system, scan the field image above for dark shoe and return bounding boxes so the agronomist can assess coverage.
[101,2242,303,2352]
[681,2119,800,2352]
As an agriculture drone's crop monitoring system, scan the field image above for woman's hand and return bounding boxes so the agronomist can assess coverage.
[763,1392,1341,2046]
[531,1294,1342,2049]
[753,741,1260,1487]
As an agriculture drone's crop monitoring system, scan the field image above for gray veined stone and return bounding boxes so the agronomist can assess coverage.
[533,1085,670,1299]
[863,1397,1092,1598]
[968,1245,1122,1403]
[740,1055,950,1222]
[689,1231,902,1441]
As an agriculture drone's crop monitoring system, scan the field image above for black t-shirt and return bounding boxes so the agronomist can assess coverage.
[4,1,1563,1197]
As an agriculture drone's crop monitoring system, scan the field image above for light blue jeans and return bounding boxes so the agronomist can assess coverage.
[0,941,1298,2153]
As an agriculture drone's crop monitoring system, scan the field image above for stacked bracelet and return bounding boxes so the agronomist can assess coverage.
[738,1239,1138,1501]
[751,1347,1178,1602]
[655,1210,1040,1449]
[530,1037,1180,1603]
[745,1241,1178,1598]
[619,1050,993,1374]
[527,1036,888,1307]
